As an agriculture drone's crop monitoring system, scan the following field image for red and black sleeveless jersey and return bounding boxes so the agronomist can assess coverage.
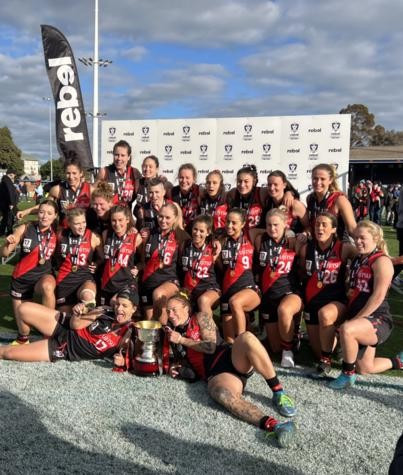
[104,165,140,206]
[229,188,263,230]
[171,184,200,230]
[347,251,391,319]
[257,233,298,298]
[199,195,228,231]
[135,177,150,207]
[67,311,131,361]
[304,239,346,307]
[12,223,57,280]
[101,229,139,293]
[306,191,345,238]
[57,180,91,226]
[142,229,180,288]
[181,240,218,296]
[56,228,94,285]
[220,234,255,295]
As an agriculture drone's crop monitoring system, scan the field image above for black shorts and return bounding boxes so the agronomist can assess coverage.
[10,277,36,301]
[259,292,295,323]
[206,345,254,386]
[140,279,179,307]
[48,323,70,362]
[303,300,345,326]
[220,285,260,314]
[358,314,393,358]
[56,273,95,305]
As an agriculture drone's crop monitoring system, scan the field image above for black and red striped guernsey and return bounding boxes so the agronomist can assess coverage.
[306,191,345,238]
[67,311,131,361]
[230,188,263,230]
[101,229,139,294]
[12,223,57,280]
[347,251,391,318]
[181,240,218,296]
[142,229,180,289]
[105,165,140,206]
[257,233,298,299]
[199,195,228,231]
[304,239,346,307]
[57,180,91,226]
[171,184,200,230]
[56,228,94,285]
[220,234,255,295]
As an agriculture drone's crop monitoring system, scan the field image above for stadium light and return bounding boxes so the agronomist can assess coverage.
[78,0,112,169]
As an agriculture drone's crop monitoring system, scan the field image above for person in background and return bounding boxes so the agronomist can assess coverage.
[35,181,44,204]
[369,182,384,225]
[0,168,19,236]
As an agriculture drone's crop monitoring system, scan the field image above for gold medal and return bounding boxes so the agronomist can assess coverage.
[230,270,235,276]
[159,262,164,269]
[72,265,78,272]
[39,258,46,265]
[317,281,323,288]
[270,271,276,278]
[111,265,115,272]
[191,278,197,285]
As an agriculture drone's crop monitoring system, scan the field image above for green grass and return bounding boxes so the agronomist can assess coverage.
[1,216,402,375]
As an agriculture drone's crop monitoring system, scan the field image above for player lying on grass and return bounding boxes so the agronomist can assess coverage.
[161,291,297,448]
[0,288,137,364]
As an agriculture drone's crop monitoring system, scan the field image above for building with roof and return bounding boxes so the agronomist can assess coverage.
[349,146,403,184]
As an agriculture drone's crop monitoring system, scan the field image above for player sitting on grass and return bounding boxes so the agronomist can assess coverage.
[0,288,137,364]
[162,291,297,448]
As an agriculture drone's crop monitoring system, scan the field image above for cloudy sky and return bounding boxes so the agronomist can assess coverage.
[1,0,403,162]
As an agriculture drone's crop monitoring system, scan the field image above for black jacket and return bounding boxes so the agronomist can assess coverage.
[0,174,19,208]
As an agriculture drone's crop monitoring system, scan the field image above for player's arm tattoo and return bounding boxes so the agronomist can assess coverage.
[180,312,219,354]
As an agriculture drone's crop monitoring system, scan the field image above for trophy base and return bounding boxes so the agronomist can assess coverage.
[132,360,160,377]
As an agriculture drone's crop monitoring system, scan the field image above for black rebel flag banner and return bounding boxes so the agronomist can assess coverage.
[41,25,93,169]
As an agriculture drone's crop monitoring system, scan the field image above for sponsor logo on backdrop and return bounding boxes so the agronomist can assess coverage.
[287,148,300,154]
[141,126,150,142]
[180,150,192,156]
[243,124,253,141]
[308,143,319,160]
[163,131,175,136]
[328,147,342,153]
[162,169,174,174]
[262,143,272,160]
[108,127,117,143]
[287,162,298,180]
[139,150,151,156]
[164,145,173,160]
[223,130,235,135]
[259,169,273,176]
[222,169,234,190]
[308,127,321,133]
[123,131,134,137]
[289,123,300,140]
[241,149,253,155]
[308,184,313,191]
[199,130,210,136]
[331,121,341,139]
[182,125,191,142]
[331,162,339,170]
[224,144,233,160]
[199,144,208,161]
[261,129,274,135]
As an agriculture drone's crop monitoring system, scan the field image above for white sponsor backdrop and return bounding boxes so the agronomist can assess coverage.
[101,114,351,199]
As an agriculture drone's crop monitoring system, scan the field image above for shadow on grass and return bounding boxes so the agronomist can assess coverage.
[122,421,304,475]
[0,391,156,474]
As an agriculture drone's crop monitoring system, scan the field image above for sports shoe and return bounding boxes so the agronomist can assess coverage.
[272,391,296,417]
[267,421,296,448]
[10,339,30,346]
[281,350,295,368]
[328,372,356,390]
[310,360,332,379]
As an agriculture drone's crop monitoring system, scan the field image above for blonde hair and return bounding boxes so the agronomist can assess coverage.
[356,220,389,255]
[159,202,183,231]
[312,164,340,192]
[265,207,288,224]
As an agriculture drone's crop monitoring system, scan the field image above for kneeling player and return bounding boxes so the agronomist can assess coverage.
[163,292,297,448]
[0,288,137,364]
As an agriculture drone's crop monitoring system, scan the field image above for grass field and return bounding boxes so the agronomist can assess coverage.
[0,202,402,375]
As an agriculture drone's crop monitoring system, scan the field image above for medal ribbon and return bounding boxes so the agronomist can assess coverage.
[36,225,52,263]
[189,242,207,279]
[115,169,127,202]
[349,248,378,289]
[68,232,83,267]
[158,230,173,264]
[227,234,243,271]
[313,191,330,219]
[314,238,336,284]
[179,189,193,219]
[66,181,83,206]
[110,232,127,268]
[268,236,286,272]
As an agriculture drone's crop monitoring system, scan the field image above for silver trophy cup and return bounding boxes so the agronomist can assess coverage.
[133,321,162,370]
